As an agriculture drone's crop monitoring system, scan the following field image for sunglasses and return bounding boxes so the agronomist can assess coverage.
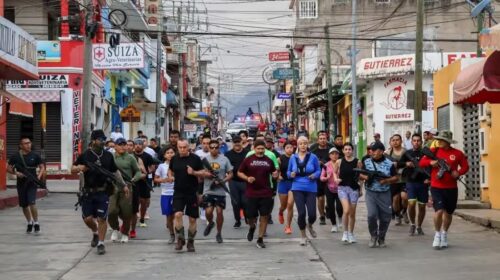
[209,146,219,150]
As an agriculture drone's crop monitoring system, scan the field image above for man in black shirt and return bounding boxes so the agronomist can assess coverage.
[7,137,45,234]
[134,139,156,229]
[239,130,252,153]
[72,129,123,255]
[333,135,345,159]
[169,139,207,252]
[311,133,331,225]
[225,136,248,228]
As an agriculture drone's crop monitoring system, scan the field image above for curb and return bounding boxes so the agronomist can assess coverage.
[0,189,48,210]
[455,210,500,233]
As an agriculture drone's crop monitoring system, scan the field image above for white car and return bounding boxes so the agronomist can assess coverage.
[226,123,247,139]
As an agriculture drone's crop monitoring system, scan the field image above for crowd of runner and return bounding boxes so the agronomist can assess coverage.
[8,126,469,255]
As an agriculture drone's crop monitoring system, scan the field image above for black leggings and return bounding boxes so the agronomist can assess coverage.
[292,190,317,230]
[326,190,343,225]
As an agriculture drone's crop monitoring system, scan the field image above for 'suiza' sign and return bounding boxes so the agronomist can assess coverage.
[92,43,145,70]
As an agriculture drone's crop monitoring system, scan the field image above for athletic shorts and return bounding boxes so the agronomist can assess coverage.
[391,183,407,197]
[316,181,326,197]
[338,186,360,204]
[160,195,174,216]
[406,183,429,204]
[431,187,458,214]
[132,185,140,213]
[202,194,226,209]
[137,182,152,199]
[277,180,293,195]
[246,197,273,219]
[172,194,199,218]
[81,192,109,219]
[17,184,37,208]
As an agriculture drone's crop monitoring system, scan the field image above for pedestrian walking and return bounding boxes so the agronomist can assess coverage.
[385,134,408,225]
[133,139,156,229]
[7,137,45,234]
[154,146,177,244]
[288,136,321,246]
[320,147,343,234]
[277,141,295,234]
[311,132,331,226]
[225,136,248,228]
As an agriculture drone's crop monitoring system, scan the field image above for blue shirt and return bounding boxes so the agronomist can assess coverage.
[362,156,396,192]
[287,153,321,193]
[219,143,229,154]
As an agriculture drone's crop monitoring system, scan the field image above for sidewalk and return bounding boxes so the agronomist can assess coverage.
[0,180,79,210]
[455,208,500,232]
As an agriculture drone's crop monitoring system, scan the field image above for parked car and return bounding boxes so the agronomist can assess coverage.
[226,122,247,139]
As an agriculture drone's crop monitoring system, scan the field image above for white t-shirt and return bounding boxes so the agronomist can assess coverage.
[144,146,157,159]
[155,162,174,196]
[195,149,210,160]
[110,132,124,142]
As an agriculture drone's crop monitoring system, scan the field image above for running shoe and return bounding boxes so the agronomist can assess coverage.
[97,244,106,255]
[111,230,120,242]
[440,232,448,249]
[145,213,150,220]
[348,233,357,244]
[247,227,256,242]
[204,222,215,236]
[284,226,292,235]
[369,236,378,248]
[91,234,99,248]
[268,216,274,224]
[187,240,195,252]
[341,232,349,242]
[168,234,175,244]
[307,225,317,238]
[256,238,266,249]
[409,224,417,236]
[319,216,326,225]
[278,212,285,224]
[416,227,425,235]
[432,232,441,249]
[139,222,148,228]
[200,209,207,221]
[233,221,241,229]
[378,238,386,248]
[26,223,33,234]
[331,225,338,233]
[120,235,129,243]
[129,230,137,239]
[34,223,40,234]
[395,215,402,225]
[299,238,307,246]
[216,233,223,244]
[175,238,186,251]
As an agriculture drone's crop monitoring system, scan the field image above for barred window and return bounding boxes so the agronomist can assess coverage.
[299,0,318,19]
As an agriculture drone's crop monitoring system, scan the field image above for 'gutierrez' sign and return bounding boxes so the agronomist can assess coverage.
[92,43,145,70]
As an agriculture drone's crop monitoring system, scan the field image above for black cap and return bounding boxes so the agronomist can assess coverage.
[91,129,106,141]
[265,136,274,143]
[232,136,242,143]
[370,141,385,151]
[115,138,127,145]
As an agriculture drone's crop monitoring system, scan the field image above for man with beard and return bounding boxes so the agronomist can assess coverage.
[132,139,156,230]
[225,136,248,228]
[311,133,332,225]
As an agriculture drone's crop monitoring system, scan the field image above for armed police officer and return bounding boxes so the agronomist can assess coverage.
[72,130,126,255]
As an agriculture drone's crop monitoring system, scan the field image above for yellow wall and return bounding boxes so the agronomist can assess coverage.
[335,95,351,142]
[481,104,500,209]
[432,61,461,127]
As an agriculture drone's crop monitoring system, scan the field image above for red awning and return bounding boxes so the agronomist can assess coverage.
[453,51,500,104]
[0,90,33,118]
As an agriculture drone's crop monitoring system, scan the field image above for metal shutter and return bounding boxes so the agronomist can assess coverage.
[33,103,61,163]
[462,104,480,200]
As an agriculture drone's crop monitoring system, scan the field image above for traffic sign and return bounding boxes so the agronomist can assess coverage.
[268,51,290,61]
[277,92,291,100]
[262,65,279,85]
[272,68,299,80]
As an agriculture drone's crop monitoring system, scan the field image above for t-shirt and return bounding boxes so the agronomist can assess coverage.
[155,162,174,196]
[74,149,117,189]
[169,153,203,195]
[8,151,43,188]
[203,154,233,196]
[225,149,247,182]
[110,131,124,142]
[114,152,142,183]
[419,147,469,189]
[195,149,210,160]
[134,152,155,190]
[144,146,158,160]
[312,146,330,166]
[238,154,276,198]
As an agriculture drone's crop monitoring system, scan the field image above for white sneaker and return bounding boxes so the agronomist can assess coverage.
[200,209,207,221]
[432,232,441,249]
[139,223,148,228]
[111,230,120,242]
[299,238,307,246]
[440,232,448,248]
[331,225,338,233]
[341,232,349,242]
[348,233,357,243]
[120,234,129,243]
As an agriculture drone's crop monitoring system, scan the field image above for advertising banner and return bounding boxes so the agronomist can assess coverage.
[92,43,145,70]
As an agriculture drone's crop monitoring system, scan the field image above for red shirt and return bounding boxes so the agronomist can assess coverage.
[257,123,267,132]
[238,154,276,198]
[419,147,469,189]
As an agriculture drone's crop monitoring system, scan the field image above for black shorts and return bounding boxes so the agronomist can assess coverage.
[316,181,326,197]
[431,187,458,214]
[246,197,273,219]
[132,185,140,213]
[138,183,151,199]
[17,184,37,208]
[81,191,109,219]
[202,194,226,209]
[172,194,199,218]
[197,182,204,195]
[391,183,407,197]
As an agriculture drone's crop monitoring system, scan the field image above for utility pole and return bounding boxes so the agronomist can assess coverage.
[154,7,163,144]
[217,75,221,134]
[81,0,94,149]
[414,0,424,135]
[325,25,334,142]
[198,45,203,112]
[268,84,273,125]
[289,47,298,135]
[177,7,185,137]
[477,12,484,57]
[350,0,358,156]
[257,100,261,114]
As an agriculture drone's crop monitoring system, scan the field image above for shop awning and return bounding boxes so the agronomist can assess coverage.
[187,111,209,120]
[453,51,500,104]
[0,90,33,118]
[8,89,62,102]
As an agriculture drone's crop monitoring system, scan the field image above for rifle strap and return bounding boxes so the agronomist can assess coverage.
[371,159,378,172]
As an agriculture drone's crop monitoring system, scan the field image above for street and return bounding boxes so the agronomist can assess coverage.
[1,188,500,280]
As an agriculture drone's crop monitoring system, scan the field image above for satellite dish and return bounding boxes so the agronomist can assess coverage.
[467,0,491,17]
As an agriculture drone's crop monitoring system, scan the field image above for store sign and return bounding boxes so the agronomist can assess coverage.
[6,74,69,89]
[92,43,145,70]
[447,52,485,64]
[37,41,61,62]
[277,92,291,100]
[272,68,299,80]
[381,77,414,121]
[0,17,38,77]
[268,51,289,62]
[120,105,141,122]
[172,41,187,54]
[184,124,197,132]
[144,0,160,26]
[358,54,414,78]
[72,90,82,161]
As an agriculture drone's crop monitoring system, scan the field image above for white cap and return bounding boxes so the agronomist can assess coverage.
[429,128,438,135]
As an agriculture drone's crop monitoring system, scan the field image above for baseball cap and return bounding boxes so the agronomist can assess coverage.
[115,138,127,145]
[232,136,242,143]
[329,147,340,154]
[265,136,274,143]
[429,128,438,135]
[91,129,106,141]
[370,141,386,151]
[133,138,144,145]
[278,138,286,143]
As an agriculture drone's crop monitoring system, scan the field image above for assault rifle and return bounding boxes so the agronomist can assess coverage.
[421,147,466,184]
[405,152,430,180]
[201,158,237,206]
[16,165,47,189]
[85,161,127,189]
[353,168,391,187]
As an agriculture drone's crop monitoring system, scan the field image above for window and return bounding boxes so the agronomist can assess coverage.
[299,0,318,19]
[437,104,450,131]
[333,0,349,4]
[478,104,487,121]
[479,128,487,155]
[480,163,487,188]
[4,6,15,23]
